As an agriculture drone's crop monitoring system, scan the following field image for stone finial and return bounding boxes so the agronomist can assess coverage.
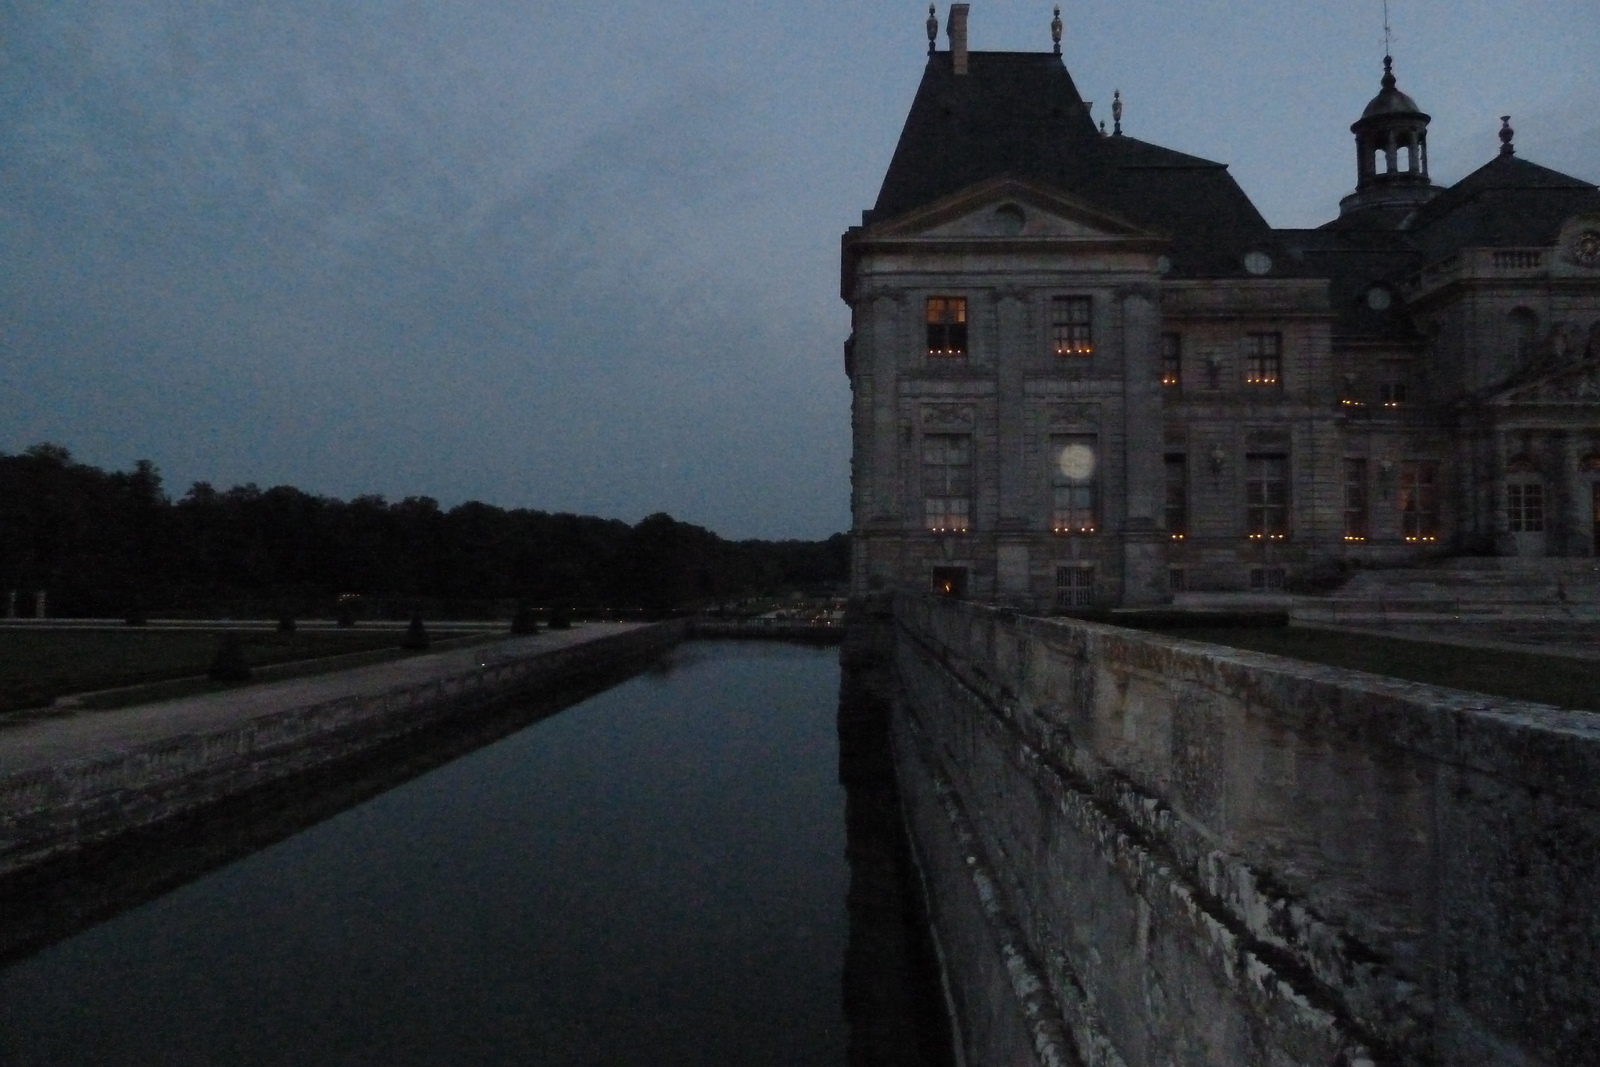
[1499,115,1515,156]
[1099,119,1107,136]
[1051,6,1062,55]
[927,4,938,55]
[1112,89,1123,136]
[1382,54,1396,90]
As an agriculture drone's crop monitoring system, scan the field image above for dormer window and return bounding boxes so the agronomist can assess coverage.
[926,297,968,356]
[1052,297,1093,356]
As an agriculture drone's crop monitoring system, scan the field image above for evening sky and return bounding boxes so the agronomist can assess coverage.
[3,1,1597,538]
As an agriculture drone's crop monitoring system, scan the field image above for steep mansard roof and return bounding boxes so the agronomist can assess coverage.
[868,51,1274,277]
[1404,153,1600,261]
[863,50,1600,333]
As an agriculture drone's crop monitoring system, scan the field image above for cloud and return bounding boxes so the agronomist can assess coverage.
[0,2,849,539]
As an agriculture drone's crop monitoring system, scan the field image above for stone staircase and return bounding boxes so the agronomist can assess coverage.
[1292,558,1600,649]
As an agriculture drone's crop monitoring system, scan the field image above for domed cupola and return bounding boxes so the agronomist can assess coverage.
[1339,56,1439,220]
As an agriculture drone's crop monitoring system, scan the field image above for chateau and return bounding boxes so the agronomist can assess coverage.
[842,5,1600,609]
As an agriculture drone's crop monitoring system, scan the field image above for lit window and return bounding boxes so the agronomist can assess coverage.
[1245,453,1289,539]
[931,567,968,598]
[926,297,968,356]
[1164,454,1188,539]
[1508,481,1544,534]
[923,433,972,533]
[1050,435,1097,534]
[1055,566,1094,610]
[1244,333,1282,385]
[1400,461,1441,541]
[1052,297,1093,356]
[1343,458,1369,541]
[1161,333,1182,387]
[1380,365,1408,407]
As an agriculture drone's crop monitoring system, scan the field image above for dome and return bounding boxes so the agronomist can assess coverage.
[1360,57,1425,120]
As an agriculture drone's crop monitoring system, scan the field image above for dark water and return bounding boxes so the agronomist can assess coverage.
[0,641,862,1066]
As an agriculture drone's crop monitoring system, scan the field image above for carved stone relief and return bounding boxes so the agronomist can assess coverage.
[922,404,976,429]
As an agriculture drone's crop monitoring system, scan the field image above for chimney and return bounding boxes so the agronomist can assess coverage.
[947,3,970,75]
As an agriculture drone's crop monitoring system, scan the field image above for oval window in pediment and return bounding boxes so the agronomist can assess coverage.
[992,203,1026,236]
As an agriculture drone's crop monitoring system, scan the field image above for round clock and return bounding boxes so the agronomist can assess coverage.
[1057,443,1096,482]
[1573,230,1600,268]
[1366,286,1393,311]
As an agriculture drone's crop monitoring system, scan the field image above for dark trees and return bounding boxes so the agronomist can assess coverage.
[0,446,846,617]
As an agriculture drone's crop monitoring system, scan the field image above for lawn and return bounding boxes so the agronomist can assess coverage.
[0,628,460,714]
[1151,626,1600,713]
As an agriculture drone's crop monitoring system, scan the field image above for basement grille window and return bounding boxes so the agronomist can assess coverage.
[1249,567,1286,592]
[1055,566,1094,610]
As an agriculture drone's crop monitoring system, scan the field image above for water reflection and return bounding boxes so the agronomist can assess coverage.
[0,640,952,1066]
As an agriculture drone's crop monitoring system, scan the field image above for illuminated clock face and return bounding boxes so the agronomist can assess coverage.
[1574,230,1600,267]
[1057,443,1096,482]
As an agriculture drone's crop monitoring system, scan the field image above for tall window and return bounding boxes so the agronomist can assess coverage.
[1244,333,1282,386]
[1245,453,1289,539]
[922,433,972,533]
[1055,566,1094,610]
[1050,435,1098,534]
[1400,461,1441,542]
[926,297,968,357]
[1507,482,1544,533]
[1343,458,1369,541]
[1164,454,1188,539]
[1052,297,1093,356]
[1161,333,1182,387]
[1379,364,1408,407]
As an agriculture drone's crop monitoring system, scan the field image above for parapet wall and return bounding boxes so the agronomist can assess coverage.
[0,622,686,881]
[890,595,1600,1066]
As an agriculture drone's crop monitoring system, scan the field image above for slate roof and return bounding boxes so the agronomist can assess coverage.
[1276,229,1421,341]
[869,51,1274,277]
[1404,153,1600,262]
[862,49,1600,334]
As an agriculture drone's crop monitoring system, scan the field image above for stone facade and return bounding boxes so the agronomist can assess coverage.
[843,10,1600,609]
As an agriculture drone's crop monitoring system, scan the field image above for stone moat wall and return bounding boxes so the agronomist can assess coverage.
[889,595,1600,1066]
[0,622,687,881]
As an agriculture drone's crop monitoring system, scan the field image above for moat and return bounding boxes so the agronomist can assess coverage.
[0,641,945,1066]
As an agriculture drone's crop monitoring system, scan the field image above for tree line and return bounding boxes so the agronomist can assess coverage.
[0,444,848,619]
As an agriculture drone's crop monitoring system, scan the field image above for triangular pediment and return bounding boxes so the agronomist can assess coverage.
[870,177,1164,242]
[1491,358,1600,405]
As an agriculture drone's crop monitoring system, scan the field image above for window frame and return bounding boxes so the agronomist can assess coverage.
[1164,453,1188,540]
[1054,565,1095,610]
[1160,332,1182,388]
[1049,434,1099,535]
[1051,296,1094,357]
[1399,460,1441,542]
[925,297,969,358]
[1507,480,1545,534]
[922,432,973,534]
[1343,458,1369,542]
[1245,452,1290,540]
[1243,332,1283,387]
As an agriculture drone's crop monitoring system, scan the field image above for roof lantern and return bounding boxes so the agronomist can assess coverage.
[1339,55,1438,221]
